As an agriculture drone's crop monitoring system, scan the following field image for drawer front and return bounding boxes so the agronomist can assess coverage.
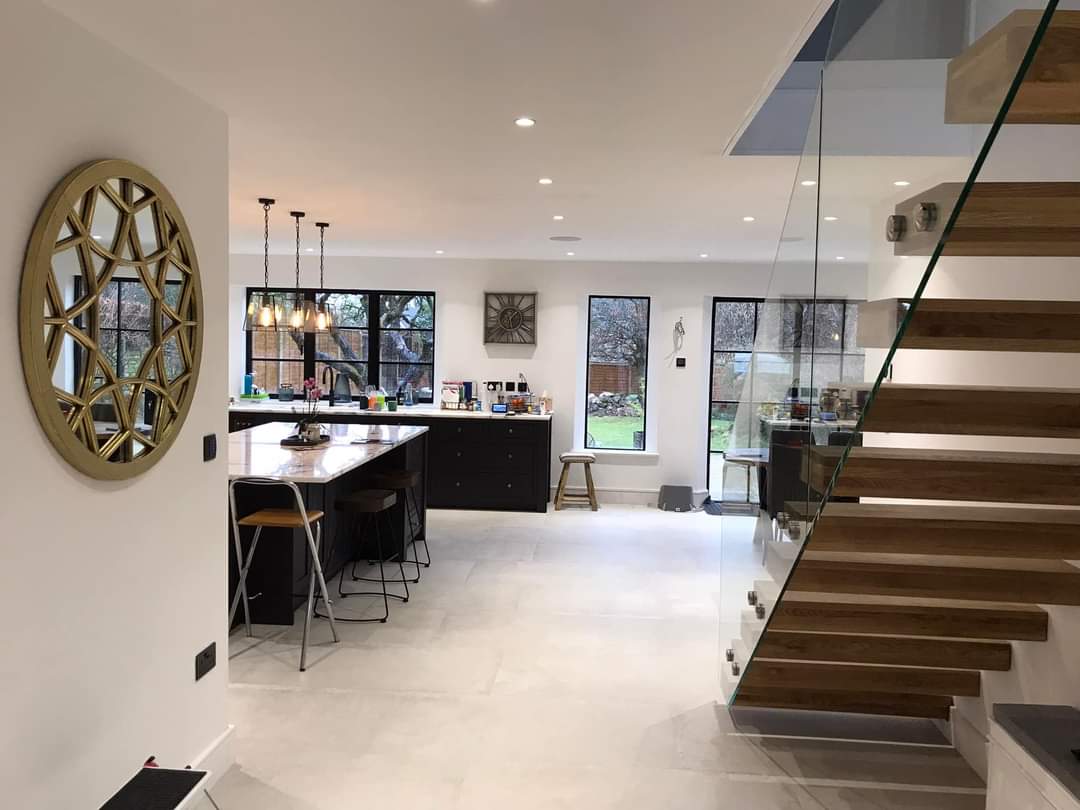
[481,443,534,472]
[487,420,544,443]
[430,420,488,447]
[480,473,538,507]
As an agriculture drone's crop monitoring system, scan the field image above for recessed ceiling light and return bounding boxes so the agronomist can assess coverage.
[305,247,314,252]
[92,234,103,240]
[699,253,710,259]
[435,249,445,255]
[800,180,816,187]
[538,177,553,185]
[552,214,564,221]
[836,256,846,261]
[823,216,839,222]
[893,180,911,187]
[515,116,536,128]
[742,216,756,222]
[566,251,575,256]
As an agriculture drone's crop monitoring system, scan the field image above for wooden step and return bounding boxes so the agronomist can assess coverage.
[772,591,1048,641]
[735,685,953,720]
[858,298,1080,352]
[743,659,981,697]
[805,445,1080,505]
[788,554,1080,606]
[886,183,1080,257]
[946,10,1080,125]
[755,630,1011,671]
[864,383,1080,438]
[802,503,1080,559]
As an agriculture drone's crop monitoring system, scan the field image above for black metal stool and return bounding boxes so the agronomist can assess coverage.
[368,469,429,579]
[317,488,409,623]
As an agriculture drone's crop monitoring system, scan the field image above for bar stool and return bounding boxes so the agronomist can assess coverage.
[229,477,339,672]
[319,488,409,623]
[554,451,599,510]
[368,469,429,577]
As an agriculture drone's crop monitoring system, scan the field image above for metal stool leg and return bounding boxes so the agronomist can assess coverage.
[229,482,254,636]
[406,486,430,567]
[229,526,261,637]
[301,516,338,672]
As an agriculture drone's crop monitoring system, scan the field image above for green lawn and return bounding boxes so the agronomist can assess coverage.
[586,415,644,449]
[710,415,735,451]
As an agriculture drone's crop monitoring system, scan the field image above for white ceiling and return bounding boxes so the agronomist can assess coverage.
[44,0,838,262]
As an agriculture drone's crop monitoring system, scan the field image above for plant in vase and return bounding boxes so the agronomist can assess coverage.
[296,378,324,441]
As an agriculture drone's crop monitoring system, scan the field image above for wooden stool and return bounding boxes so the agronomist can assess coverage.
[368,469,429,576]
[554,451,599,510]
[319,488,409,623]
[229,477,339,672]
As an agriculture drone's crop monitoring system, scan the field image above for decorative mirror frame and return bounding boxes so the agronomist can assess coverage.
[19,159,203,480]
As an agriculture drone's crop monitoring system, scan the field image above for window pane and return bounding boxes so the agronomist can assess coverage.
[380,294,434,329]
[251,360,304,394]
[841,353,866,383]
[751,352,797,402]
[316,361,366,396]
[844,302,860,352]
[99,281,120,330]
[380,329,434,363]
[811,302,845,353]
[120,330,151,377]
[379,363,433,399]
[709,402,739,453]
[711,351,751,402]
[323,293,367,328]
[713,301,756,351]
[164,280,182,310]
[799,354,842,390]
[121,279,152,330]
[586,296,649,451]
[316,329,368,361]
[251,329,303,360]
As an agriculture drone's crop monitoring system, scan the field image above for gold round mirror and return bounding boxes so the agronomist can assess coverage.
[19,159,203,480]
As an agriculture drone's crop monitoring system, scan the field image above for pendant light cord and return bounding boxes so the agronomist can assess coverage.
[319,224,326,288]
[294,214,301,289]
[262,200,271,290]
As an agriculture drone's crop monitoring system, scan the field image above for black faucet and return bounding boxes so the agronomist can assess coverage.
[322,365,337,407]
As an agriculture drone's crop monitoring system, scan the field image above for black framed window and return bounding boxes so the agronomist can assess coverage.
[708,297,864,454]
[584,295,650,451]
[245,288,435,402]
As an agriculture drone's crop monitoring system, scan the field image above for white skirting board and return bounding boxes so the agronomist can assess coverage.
[188,725,236,793]
[949,707,989,782]
[550,486,709,507]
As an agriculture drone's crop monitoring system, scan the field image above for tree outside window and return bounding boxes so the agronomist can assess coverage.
[585,296,650,450]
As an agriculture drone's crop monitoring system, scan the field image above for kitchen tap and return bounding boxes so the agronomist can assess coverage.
[322,365,337,407]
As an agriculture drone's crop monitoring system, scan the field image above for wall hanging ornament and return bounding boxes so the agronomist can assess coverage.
[19,159,204,479]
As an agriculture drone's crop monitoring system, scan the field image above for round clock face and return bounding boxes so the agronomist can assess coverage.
[485,292,536,344]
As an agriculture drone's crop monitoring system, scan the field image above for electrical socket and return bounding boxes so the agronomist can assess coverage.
[195,642,216,681]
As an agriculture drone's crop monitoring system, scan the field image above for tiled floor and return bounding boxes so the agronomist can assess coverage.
[204,506,985,809]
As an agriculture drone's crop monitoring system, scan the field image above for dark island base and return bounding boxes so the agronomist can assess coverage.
[228,436,427,626]
[230,409,553,513]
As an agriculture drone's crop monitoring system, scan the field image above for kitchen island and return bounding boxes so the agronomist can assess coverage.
[229,401,553,512]
[228,421,428,625]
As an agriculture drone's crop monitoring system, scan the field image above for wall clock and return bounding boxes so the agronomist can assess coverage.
[484,292,537,344]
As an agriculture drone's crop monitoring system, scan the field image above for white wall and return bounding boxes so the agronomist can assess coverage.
[230,255,865,501]
[1,2,230,806]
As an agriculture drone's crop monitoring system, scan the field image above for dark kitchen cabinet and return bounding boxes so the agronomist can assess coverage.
[229,409,552,512]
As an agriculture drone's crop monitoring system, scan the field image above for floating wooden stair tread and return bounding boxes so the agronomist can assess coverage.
[946,10,1080,125]
[773,591,1049,641]
[800,502,1080,559]
[885,183,1080,257]
[859,298,1080,351]
[788,553,1080,606]
[865,383,1080,438]
[743,659,981,697]
[735,685,953,720]
[754,630,1011,671]
[805,445,1080,505]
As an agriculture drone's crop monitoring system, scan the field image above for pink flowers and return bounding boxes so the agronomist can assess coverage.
[303,377,323,401]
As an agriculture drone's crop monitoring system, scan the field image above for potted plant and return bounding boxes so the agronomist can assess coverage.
[296,378,325,443]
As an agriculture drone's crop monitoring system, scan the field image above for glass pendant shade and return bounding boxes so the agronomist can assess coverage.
[315,301,333,331]
[245,197,281,332]
[300,298,320,333]
[312,222,333,332]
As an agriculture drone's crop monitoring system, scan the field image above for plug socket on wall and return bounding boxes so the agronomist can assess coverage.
[195,642,216,681]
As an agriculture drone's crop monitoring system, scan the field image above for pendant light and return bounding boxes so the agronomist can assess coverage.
[286,210,306,332]
[312,222,333,331]
[244,197,281,331]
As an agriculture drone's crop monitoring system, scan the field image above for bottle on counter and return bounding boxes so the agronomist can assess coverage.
[396,383,405,407]
[366,385,378,410]
[541,390,553,414]
[405,383,415,407]
[376,386,387,410]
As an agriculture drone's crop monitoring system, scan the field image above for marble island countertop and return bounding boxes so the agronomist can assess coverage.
[228,421,428,483]
[229,399,553,421]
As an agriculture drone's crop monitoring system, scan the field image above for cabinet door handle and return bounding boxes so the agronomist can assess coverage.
[456,427,463,433]
[456,451,462,458]
[455,481,461,487]
[508,428,514,434]
[506,483,512,489]
[507,453,513,460]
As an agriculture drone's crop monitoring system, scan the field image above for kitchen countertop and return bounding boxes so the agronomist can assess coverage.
[229,400,553,421]
[228,421,428,484]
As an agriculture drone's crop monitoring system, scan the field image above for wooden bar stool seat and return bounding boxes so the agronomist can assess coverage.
[237,508,325,528]
[366,468,429,576]
[336,489,396,513]
[554,451,599,511]
[369,470,421,490]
